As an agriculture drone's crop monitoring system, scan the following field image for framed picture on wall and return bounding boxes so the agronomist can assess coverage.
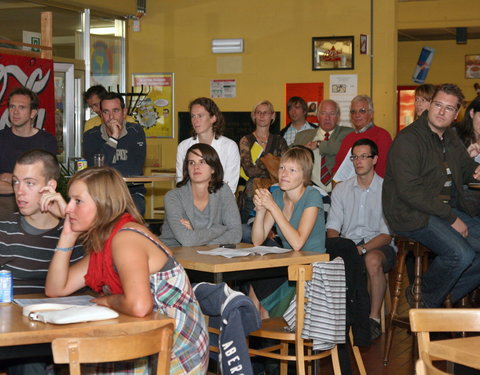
[465,55,480,79]
[312,36,354,71]
[131,73,174,138]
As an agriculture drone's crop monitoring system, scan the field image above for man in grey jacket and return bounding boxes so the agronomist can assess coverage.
[383,83,480,308]
[293,99,353,192]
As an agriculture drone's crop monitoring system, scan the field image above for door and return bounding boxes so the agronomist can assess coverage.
[54,63,85,165]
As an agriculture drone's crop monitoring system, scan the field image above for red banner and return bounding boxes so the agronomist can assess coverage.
[0,54,55,135]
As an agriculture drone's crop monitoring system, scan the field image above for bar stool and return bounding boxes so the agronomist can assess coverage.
[383,236,430,365]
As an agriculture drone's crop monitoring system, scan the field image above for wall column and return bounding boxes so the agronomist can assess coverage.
[372,0,398,136]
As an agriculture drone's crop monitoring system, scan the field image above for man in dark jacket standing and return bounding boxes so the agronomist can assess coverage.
[383,83,480,308]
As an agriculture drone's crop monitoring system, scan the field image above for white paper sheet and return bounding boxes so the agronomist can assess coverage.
[197,246,292,258]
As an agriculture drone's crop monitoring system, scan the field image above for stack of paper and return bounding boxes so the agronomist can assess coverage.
[197,246,292,258]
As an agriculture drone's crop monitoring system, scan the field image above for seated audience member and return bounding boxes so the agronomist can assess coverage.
[161,144,241,247]
[45,167,209,374]
[454,96,480,162]
[83,92,146,215]
[326,139,395,341]
[0,87,57,216]
[279,96,317,146]
[249,147,325,319]
[414,84,436,119]
[0,150,83,294]
[293,99,354,193]
[0,150,83,375]
[176,97,240,193]
[383,83,480,308]
[83,85,137,132]
[239,100,288,222]
[332,95,392,182]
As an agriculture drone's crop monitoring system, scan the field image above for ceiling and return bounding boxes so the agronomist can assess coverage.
[399,27,480,42]
[1,0,479,45]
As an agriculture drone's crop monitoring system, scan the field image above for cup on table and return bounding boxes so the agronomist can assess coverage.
[93,154,105,167]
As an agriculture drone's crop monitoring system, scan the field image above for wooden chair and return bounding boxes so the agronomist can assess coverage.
[248,263,366,375]
[51,321,175,375]
[416,352,449,375]
[409,308,480,359]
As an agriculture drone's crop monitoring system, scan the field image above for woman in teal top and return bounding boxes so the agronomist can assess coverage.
[250,147,325,318]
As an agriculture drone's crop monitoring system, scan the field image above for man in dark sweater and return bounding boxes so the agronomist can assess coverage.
[0,87,57,216]
[383,83,480,308]
[83,92,146,214]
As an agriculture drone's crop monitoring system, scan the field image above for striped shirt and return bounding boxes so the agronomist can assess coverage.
[0,212,84,294]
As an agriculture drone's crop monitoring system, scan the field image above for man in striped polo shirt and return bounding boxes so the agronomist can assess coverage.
[0,149,83,294]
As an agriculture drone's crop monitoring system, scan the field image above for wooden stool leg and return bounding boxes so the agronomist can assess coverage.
[383,246,407,365]
[412,242,424,308]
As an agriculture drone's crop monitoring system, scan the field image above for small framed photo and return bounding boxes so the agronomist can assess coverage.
[312,36,354,71]
[465,55,480,79]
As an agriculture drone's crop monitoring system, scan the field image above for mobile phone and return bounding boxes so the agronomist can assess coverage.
[219,243,236,249]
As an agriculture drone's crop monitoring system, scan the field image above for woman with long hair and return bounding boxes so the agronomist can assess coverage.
[161,143,241,247]
[454,96,480,161]
[249,147,325,318]
[44,167,208,375]
[238,100,288,222]
[175,97,240,193]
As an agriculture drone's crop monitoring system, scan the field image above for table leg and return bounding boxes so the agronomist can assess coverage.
[213,273,223,284]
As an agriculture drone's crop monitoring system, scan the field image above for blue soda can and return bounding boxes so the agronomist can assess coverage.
[412,46,435,84]
[0,270,13,303]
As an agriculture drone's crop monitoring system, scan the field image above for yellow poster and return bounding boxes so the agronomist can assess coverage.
[132,73,174,138]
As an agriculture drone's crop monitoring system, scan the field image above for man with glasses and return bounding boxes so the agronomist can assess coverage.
[327,138,395,340]
[332,95,392,182]
[293,99,353,192]
[383,83,480,308]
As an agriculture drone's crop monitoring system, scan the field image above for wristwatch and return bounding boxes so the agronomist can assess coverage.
[360,246,367,254]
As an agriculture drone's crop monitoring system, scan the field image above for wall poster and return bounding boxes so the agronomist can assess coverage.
[132,73,174,138]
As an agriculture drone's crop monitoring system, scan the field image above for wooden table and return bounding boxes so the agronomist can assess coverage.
[123,174,176,184]
[429,336,480,370]
[171,243,329,283]
[0,298,174,356]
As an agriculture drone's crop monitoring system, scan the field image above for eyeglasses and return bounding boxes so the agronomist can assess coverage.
[349,154,374,161]
[318,111,337,117]
[255,111,272,116]
[350,109,370,115]
[431,101,457,114]
[415,97,430,104]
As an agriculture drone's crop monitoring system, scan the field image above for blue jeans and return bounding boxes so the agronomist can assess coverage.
[397,209,480,307]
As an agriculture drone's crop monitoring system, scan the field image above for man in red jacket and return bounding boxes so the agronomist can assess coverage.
[332,95,392,182]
